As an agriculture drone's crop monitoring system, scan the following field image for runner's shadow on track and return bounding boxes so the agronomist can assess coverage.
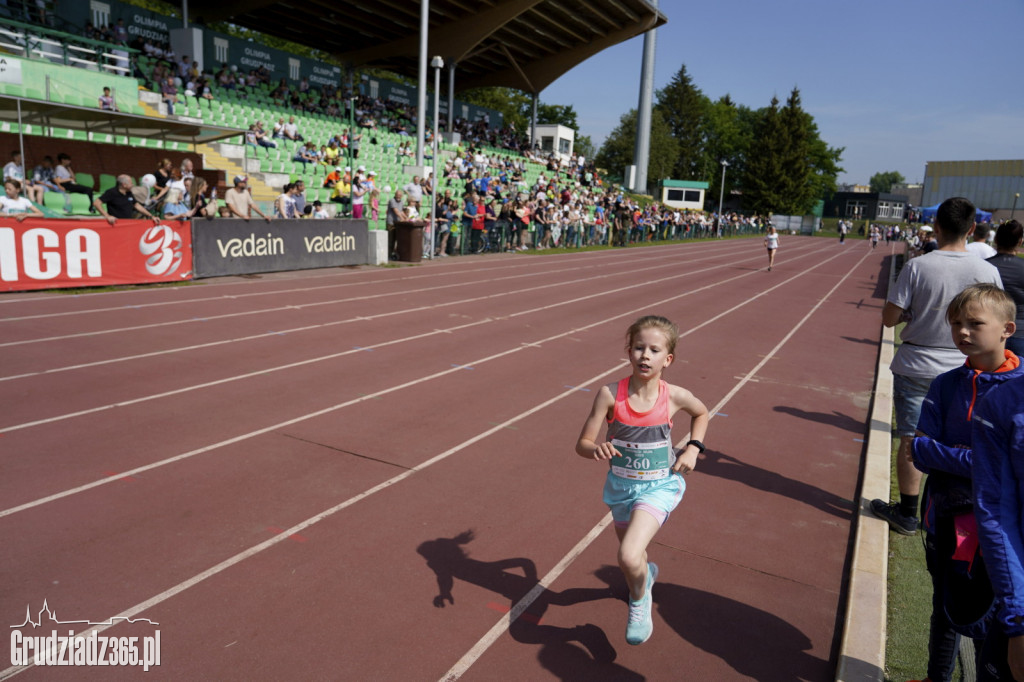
[772,405,867,435]
[417,531,643,679]
[698,450,854,520]
[588,565,828,680]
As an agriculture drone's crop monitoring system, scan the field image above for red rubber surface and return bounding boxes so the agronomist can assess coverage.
[0,237,892,680]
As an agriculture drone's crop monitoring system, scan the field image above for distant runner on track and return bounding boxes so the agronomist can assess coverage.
[575,315,709,646]
[764,225,779,271]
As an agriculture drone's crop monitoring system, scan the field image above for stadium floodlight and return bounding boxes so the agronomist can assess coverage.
[717,160,730,236]
[348,96,356,215]
[429,56,443,260]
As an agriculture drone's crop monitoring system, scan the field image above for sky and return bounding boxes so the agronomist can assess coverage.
[543,0,1024,187]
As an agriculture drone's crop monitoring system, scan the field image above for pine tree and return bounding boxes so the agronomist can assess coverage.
[654,64,707,180]
[742,89,844,216]
[777,88,814,214]
[594,108,679,190]
[703,95,754,210]
[742,96,788,216]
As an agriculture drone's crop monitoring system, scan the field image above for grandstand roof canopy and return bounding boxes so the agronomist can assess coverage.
[0,96,241,144]
[193,0,667,94]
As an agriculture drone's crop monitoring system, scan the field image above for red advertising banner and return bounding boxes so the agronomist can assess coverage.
[0,218,193,292]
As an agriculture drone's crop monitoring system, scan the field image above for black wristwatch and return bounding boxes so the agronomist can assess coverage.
[685,439,706,454]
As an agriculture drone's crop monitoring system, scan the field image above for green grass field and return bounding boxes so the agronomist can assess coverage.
[882,323,974,681]
[882,323,930,681]
[883,427,932,680]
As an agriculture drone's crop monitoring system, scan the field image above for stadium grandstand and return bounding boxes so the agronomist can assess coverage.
[0,0,666,213]
[0,0,771,267]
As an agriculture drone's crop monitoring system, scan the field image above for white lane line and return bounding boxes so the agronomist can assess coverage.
[0,366,625,681]
[438,243,877,681]
[0,243,873,681]
[0,239,743,313]
[440,515,615,682]
[0,241,802,379]
[0,242,754,345]
[0,243,831,431]
[0,240,737,321]
[0,243,849,515]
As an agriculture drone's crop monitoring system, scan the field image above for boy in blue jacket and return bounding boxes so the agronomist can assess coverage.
[973,292,1024,681]
[912,283,1022,682]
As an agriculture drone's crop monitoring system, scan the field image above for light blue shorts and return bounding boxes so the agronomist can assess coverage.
[603,470,685,529]
[893,373,934,437]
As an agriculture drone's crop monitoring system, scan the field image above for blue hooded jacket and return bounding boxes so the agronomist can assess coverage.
[913,352,1024,486]
[973,362,1024,637]
[912,352,1023,637]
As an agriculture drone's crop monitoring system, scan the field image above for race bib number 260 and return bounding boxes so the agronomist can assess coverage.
[610,438,672,480]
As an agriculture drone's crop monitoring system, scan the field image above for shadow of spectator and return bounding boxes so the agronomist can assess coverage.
[698,450,854,520]
[654,578,828,681]
[871,254,892,299]
[417,530,641,677]
[839,336,880,346]
[772,405,867,435]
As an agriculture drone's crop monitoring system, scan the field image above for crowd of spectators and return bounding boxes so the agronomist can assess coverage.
[378,143,772,257]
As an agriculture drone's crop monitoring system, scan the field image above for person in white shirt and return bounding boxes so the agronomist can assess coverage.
[0,179,43,221]
[966,224,998,259]
[764,225,780,271]
[274,182,298,219]
[283,116,302,142]
[3,150,24,182]
[403,176,423,209]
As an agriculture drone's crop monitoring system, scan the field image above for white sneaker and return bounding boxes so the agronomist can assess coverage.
[625,562,658,645]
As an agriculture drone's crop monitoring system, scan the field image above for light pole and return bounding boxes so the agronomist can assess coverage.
[347,96,355,217]
[428,55,443,260]
[717,160,729,237]
[1013,192,1020,219]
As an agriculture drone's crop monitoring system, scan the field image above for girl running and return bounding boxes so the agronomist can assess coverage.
[575,315,710,645]
[764,225,779,270]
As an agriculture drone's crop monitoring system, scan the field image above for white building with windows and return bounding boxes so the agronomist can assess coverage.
[528,124,574,161]
[660,179,708,210]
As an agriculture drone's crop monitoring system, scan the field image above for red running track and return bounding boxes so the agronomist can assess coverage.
[0,236,893,680]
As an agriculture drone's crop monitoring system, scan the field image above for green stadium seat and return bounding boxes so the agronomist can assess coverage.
[98,174,117,193]
[76,173,95,190]
[43,191,69,212]
[68,193,93,215]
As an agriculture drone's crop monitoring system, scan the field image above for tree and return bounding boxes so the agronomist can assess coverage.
[703,95,755,210]
[869,171,905,194]
[776,87,815,214]
[781,88,843,211]
[594,108,679,192]
[742,88,844,216]
[741,96,789,216]
[459,87,532,131]
[536,103,579,131]
[574,134,595,160]
[654,64,707,180]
